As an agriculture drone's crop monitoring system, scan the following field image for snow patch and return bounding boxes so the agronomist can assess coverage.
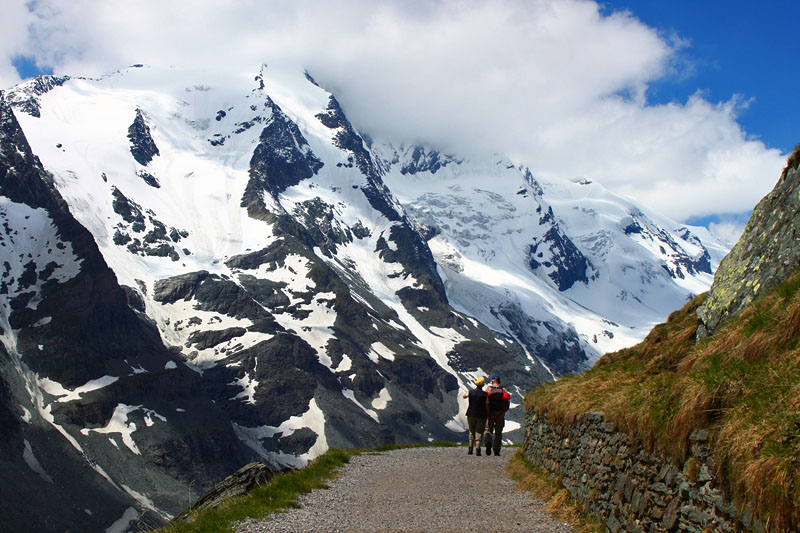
[80,404,166,455]
[120,483,167,518]
[370,387,391,410]
[23,440,53,483]
[333,354,352,373]
[105,507,140,533]
[81,404,142,454]
[229,372,259,404]
[342,388,378,421]
[40,375,119,403]
[369,341,395,362]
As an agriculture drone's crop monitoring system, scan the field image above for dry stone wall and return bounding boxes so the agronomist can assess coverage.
[523,411,765,532]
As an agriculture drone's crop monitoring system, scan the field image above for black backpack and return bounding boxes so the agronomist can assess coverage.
[487,387,509,414]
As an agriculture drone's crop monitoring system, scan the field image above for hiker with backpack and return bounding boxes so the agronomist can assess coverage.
[462,376,488,455]
[484,375,511,456]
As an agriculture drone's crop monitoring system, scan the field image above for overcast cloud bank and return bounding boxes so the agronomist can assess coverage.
[0,0,786,229]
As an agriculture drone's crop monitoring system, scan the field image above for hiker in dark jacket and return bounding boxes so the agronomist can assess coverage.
[462,377,488,455]
[484,375,510,456]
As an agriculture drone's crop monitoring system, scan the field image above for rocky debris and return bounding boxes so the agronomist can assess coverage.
[128,108,160,165]
[181,462,279,516]
[315,96,450,311]
[112,186,146,230]
[316,96,398,222]
[622,211,712,280]
[191,275,275,322]
[292,197,354,254]
[698,161,800,338]
[524,411,761,533]
[186,327,247,351]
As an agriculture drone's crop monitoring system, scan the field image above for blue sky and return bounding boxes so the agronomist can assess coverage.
[0,0,792,243]
[603,0,798,154]
[601,1,798,236]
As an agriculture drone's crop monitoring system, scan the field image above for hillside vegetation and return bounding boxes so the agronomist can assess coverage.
[526,272,800,530]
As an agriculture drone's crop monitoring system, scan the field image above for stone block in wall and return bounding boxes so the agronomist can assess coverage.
[663,496,680,529]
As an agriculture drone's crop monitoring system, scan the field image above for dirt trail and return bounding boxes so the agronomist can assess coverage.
[236,446,574,533]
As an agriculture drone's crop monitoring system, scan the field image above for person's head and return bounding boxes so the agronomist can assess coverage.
[475,377,485,388]
[491,375,500,385]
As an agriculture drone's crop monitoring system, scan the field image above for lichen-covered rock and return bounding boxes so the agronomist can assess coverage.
[183,462,279,515]
[697,158,800,337]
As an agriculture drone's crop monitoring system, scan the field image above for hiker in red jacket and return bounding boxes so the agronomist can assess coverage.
[484,375,510,456]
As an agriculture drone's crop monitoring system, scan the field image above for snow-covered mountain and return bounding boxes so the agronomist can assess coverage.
[379,147,727,371]
[0,64,727,531]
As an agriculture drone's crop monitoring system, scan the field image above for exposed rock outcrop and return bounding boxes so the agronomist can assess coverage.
[697,153,800,337]
[181,462,280,516]
[128,108,160,165]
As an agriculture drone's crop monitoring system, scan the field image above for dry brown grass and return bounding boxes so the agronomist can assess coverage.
[527,272,800,531]
[507,451,603,533]
[784,142,800,175]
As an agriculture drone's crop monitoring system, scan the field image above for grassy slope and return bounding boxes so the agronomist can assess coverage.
[526,273,800,530]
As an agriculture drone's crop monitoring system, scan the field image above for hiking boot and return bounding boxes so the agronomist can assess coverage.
[467,446,473,455]
[494,450,501,457]
[485,447,492,456]
[476,448,481,456]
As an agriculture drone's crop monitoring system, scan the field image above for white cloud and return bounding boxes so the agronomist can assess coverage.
[0,0,35,89]
[0,0,786,222]
[708,221,746,247]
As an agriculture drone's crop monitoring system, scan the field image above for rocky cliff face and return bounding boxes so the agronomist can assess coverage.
[697,150,800,337]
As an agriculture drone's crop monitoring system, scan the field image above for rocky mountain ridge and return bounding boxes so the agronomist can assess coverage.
[0,64,727,531]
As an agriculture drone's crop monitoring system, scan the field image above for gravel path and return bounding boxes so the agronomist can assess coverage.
[236,447,574,533]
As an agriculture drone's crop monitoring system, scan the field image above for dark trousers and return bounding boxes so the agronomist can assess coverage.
[486,416,504,454]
